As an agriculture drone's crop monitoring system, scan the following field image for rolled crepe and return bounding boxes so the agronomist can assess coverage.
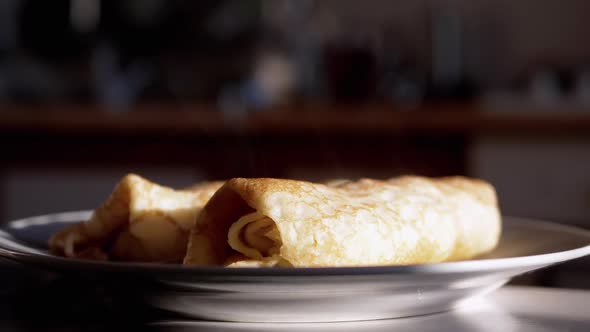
[49,174,223,262]
[183,176,501,267]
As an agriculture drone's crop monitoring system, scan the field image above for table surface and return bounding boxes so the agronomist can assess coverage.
[0,263,589,332]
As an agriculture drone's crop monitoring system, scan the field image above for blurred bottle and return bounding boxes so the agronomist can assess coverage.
[425,3,479,102]
[219,49,295,115]
[379,48,426,106]
[575,69,590,106]
[0,0,19,53]
[528,69,561,105]
[260,0,322,103]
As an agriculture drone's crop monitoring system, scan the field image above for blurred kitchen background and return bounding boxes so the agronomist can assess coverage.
[0,0,589,288]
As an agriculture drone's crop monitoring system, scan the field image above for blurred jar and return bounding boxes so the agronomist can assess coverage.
[219,49,295,114]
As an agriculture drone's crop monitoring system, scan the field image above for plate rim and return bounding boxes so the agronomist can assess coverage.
[1,210,589,277]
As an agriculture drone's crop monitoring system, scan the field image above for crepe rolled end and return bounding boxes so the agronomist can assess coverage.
[48,224,108,260]
[227,212,282,261]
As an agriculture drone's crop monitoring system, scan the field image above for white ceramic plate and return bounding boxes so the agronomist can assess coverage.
[0,211,589,323]
[151,286,590,332]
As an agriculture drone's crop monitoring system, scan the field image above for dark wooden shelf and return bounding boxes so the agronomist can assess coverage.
[1,104,590,137]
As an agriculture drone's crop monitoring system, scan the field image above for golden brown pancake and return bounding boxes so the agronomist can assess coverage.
[49,174,223,262]
[183,176,501,267]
